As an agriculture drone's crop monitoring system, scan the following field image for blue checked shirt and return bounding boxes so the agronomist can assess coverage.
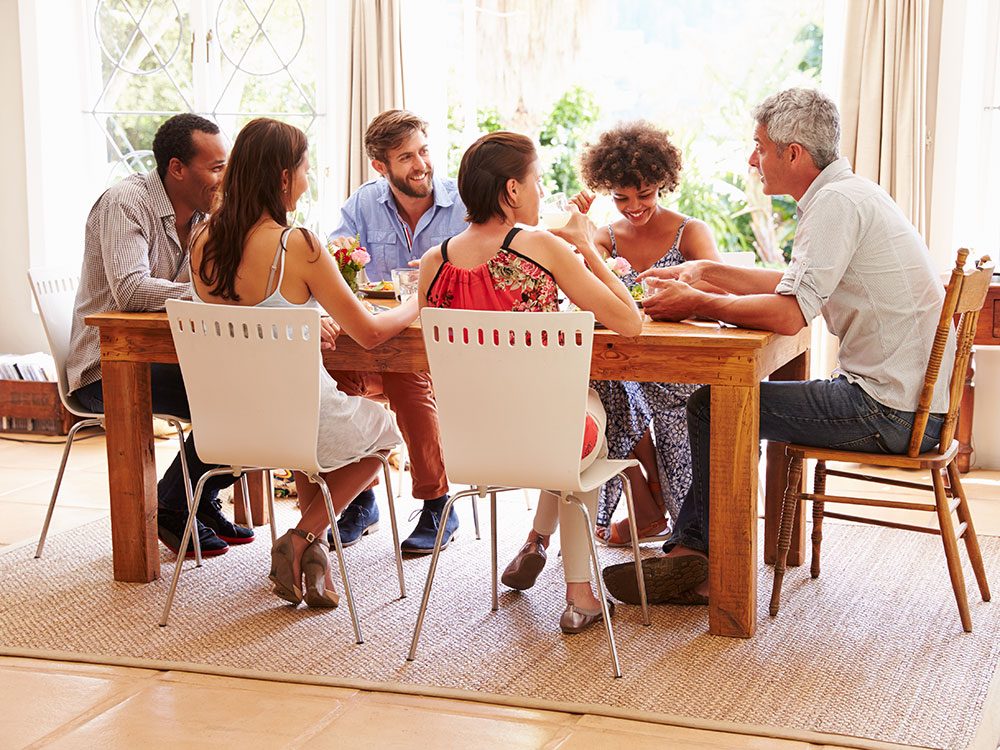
[329,175,469,282]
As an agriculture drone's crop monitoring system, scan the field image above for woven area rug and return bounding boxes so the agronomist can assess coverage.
[1,505,999,750]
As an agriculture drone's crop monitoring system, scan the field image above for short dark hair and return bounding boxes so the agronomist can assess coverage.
[458,131,536,225]
[152,113,220,179]
[579,121,683,195]
[364,109,428,163]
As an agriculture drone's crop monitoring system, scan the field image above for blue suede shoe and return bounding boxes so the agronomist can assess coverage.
[400,495,459,555]
[328,489,379,548]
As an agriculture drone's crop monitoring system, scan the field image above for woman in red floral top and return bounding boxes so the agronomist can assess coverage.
[418,131,641,634]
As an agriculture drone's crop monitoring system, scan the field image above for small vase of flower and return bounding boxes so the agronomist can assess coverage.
[328,235,371,294]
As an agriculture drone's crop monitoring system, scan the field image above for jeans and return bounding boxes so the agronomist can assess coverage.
[73,364,235,514]
[666,376,945,554]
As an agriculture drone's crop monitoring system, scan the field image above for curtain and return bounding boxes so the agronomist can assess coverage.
[840,0,930,237]
[343,0,406,197]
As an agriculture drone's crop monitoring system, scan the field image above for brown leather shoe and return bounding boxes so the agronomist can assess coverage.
[500,539,547,590]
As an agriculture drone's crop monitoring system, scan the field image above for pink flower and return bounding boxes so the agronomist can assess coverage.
[605,256,632,277]
[350,248,370,266]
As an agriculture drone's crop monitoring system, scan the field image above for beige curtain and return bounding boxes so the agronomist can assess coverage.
[840,0,931,237]
[343,0,406,196]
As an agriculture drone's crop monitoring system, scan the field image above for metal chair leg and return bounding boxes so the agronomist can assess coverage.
[35,417,102,558]
[159,468,230,626]
[238,472,252,531]
[375,452,406,599]
[471,492,481,540]
[618,473,650,625]
[490,490,498,612]
[313,475,363,644]
[407,488,476,661]
[265,473,278,546]
[167,418,201,565]
[566,493,622,678]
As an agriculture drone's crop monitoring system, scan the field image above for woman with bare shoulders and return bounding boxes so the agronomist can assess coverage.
[190,118,417,609]
[418,131,642,633]
[572,121,721,553]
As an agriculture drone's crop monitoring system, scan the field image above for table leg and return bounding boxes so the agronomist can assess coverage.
[764,350,809,566]
[102,360,159,582]
[708,384,759,638]
[234,470,271,526]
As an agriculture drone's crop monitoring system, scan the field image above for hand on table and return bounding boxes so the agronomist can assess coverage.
[640,279,703,322]
[320,316,341,351]
[637,259,709,288]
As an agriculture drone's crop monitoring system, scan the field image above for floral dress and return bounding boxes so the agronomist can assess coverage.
[591,219,702,527]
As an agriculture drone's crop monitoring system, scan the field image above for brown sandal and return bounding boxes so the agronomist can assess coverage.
[595,516,670,547]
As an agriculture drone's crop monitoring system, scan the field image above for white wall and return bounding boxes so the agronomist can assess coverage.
[0,0,44,354]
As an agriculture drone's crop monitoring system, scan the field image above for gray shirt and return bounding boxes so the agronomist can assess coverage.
[66,172,200,393]
[775,158,953,413]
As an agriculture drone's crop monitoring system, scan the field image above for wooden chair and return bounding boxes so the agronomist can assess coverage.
[769,249,993,632]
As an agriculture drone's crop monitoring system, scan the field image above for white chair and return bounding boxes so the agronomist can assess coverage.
[27,268,204,561]
[159,300,406,643]
[407,309,651,678]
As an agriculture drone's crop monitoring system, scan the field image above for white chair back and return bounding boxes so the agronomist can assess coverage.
[27,268,85,416]
[420,308,594,491]
[165,299,322,472]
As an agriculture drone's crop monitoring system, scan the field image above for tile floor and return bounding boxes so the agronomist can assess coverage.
[1,428,998,750]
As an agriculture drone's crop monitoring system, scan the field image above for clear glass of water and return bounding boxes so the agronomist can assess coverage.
[395,269,420,302]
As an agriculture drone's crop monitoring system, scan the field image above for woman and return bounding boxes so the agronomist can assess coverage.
[573,121,720,546]
[190,118,418,608]
[418,131,642,633]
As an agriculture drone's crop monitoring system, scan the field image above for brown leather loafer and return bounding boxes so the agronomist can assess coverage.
[559,599,615,634]
[500,540,547,590]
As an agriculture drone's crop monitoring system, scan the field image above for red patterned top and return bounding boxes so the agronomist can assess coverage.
[426,228,559,312]
[425,227,598,459]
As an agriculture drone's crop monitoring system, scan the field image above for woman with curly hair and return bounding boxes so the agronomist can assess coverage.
[572,121,721,547]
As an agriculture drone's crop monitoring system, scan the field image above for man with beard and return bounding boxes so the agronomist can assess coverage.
[328,110,467,554]
[67,113,254,559]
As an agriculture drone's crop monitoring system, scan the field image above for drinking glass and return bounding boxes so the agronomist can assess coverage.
[538,193,571,230]
[390,267,411,301]
[395,269,420,302]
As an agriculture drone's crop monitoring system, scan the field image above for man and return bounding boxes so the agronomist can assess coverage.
[604,88,953,603]
[67,113,254,558]
[328,109,468,554]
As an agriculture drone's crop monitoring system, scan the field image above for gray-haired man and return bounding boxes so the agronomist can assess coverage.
[606,88,953,603]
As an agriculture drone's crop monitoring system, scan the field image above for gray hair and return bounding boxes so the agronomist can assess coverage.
[751,88,841,170]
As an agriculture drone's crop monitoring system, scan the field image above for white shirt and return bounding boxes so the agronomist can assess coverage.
[775,158,954,413]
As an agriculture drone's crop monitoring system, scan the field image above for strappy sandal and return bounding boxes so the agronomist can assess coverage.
[595,515,670,547]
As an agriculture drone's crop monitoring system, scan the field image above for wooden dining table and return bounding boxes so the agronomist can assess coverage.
[86,310,810,639]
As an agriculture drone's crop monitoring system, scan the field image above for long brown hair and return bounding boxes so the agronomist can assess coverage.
[458,131,536,224]
[199,118,315,301]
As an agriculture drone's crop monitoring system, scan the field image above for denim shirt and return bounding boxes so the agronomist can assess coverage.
[329,175,469,282]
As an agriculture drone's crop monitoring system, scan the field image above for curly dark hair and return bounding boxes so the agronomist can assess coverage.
[579,121,683,195]
[152,113,220,179]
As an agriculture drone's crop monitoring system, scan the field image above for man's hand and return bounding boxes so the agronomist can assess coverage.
[569,189,595,214]
[641,279,704,322]
[320,316,341,351]
[637,260,709,289]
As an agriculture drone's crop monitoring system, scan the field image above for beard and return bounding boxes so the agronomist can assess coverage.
[387,167,433,199]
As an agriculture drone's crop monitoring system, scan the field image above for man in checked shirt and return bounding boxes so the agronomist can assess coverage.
[66,114,253,558]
